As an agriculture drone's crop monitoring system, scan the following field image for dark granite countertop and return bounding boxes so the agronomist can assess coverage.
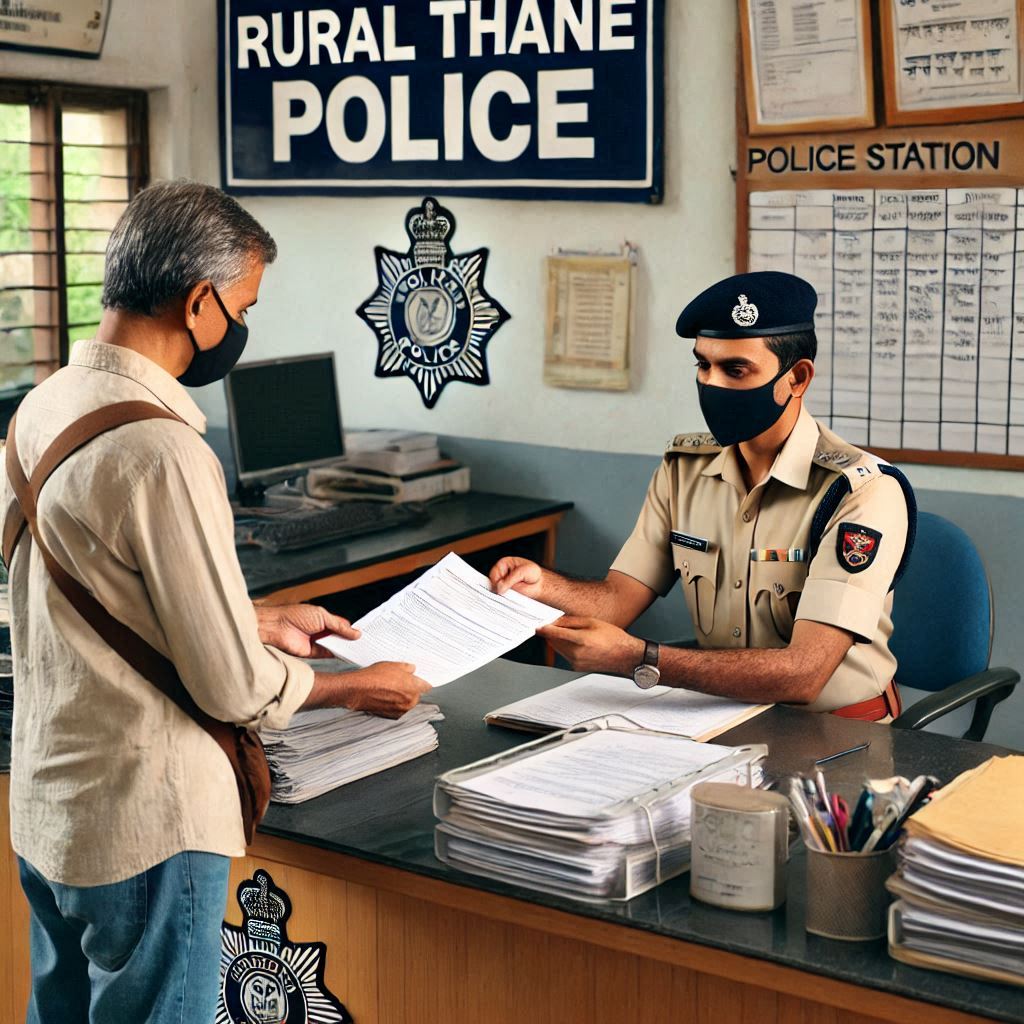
[261,660,1023,1024]
[237,492,573,597]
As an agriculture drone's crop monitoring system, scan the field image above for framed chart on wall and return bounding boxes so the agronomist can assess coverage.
[739,0,875,135]
[879,0,1024,126]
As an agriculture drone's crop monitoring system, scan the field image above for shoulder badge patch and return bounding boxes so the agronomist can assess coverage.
[357,197,510,409]
[667,432,720,454]
[837,522,882,574]
[219,869,352,1024]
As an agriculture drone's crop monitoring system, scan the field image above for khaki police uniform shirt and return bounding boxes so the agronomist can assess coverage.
[0,342,314,886]
[610,406,908,712]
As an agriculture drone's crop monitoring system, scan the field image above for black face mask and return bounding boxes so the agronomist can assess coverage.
[177,285,248,388]
[697,365,792,447]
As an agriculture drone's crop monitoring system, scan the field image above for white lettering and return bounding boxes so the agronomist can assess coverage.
[429,0,467,59]
[469,0,507,57]
[325,77,387,162]
[599,0,635,51]
[237,15,270,69]
[444,73,465,160]
[383,6,416,61]
[469,70,530,162]
[308,9,342,65]
[554,0,593,52]
[344,8,382,63]
[391,77,439,161]
[509,0,550,54]
[272,80,322,161]
[538,68,594,159]
[270,12,304,68]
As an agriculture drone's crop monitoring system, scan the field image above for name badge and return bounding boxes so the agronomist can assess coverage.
[671,531,710,553]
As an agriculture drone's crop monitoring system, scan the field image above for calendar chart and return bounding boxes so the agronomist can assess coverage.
[748,188,1024,456]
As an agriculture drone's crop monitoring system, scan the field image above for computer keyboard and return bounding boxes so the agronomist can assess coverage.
[234,501,429,553]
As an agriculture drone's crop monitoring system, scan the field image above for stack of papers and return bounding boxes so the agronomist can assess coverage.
[321,553,562,686]
[434,726,765,902]
[261,661,443,803]
[486,673,771,741]
[888,756,1024,987]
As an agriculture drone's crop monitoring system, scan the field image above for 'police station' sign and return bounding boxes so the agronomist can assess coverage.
[219,1,663,201]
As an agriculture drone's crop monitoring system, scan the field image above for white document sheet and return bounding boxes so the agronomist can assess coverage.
[487,673,769,741]
[319,552,563,686]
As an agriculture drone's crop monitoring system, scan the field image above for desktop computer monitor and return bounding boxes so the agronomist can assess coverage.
[225,352,344,499]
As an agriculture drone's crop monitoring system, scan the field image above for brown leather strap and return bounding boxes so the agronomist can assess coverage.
[832,680,902,722]
[4,404,228,737]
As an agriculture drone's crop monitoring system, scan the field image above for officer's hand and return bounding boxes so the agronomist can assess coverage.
[340,662,432,719]
[255,603,360,657]
[490,556,544,598]
[538,616,644,676]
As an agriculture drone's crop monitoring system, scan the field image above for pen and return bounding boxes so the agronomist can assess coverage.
[861,803,900,853]
[814,741,870,766]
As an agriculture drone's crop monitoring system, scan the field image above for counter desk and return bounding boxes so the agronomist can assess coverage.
[1,661,1020,1024]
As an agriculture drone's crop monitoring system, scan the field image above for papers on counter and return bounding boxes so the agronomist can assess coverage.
[434,726,766,902]
[485,673,771,741]
[261,660,444,803]
[888,756,1024,987]
[319,553,562,686]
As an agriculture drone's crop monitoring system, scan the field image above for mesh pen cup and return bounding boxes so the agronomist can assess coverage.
[805,847,896,941]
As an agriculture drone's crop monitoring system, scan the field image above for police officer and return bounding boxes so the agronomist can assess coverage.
[490,271,914,720]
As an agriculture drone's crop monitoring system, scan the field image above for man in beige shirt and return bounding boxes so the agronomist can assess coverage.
[1,181,428,1024]
[492,271,914,720]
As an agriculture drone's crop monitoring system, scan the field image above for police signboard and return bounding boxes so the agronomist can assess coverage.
[219,1,663,202]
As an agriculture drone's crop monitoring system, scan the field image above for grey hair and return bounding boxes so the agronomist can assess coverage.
[101,180,277,316]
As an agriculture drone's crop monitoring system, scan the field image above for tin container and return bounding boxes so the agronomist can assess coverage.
[690,782,790,912]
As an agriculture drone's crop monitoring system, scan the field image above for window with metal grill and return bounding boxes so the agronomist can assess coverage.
[0,82,148,411]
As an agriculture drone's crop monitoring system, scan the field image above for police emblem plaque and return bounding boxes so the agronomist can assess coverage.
[357,197,510,409]
[219,870,352,1024]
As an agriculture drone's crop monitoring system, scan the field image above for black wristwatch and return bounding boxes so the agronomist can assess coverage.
[632,640,661,690]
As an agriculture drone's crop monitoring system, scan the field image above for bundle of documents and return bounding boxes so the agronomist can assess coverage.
[486,672,770,740]
[320,553,562,686]
[887,756,1024,987]
[261,660,443,803]
[307,461,470,504]
[434,726,766,902]
[339,429,442,476]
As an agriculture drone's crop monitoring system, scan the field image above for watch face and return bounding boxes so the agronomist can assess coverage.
[634,665,661,690]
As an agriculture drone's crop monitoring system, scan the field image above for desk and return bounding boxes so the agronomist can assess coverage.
[1,663,1019,1024]
[238,491,572,605]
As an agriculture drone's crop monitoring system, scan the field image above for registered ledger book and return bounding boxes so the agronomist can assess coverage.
[485,673,771,741]
[261,661,443,803]
[434,725,766,902]
[887,756,1024,988]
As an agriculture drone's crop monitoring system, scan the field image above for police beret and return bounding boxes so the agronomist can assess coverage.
[675,271,817,339]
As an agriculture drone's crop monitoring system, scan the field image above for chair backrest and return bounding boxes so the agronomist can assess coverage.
[890,511,992,692]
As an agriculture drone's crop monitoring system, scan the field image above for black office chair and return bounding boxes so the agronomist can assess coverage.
[890,512,1019,741]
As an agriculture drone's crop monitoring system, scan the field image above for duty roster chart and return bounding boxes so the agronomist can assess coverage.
[748,188,1024,457]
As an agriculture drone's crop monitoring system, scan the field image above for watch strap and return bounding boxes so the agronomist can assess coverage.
[643,640,660,667]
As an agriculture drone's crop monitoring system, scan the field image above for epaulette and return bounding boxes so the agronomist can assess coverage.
[665,432,721,455]
[811,437,862,471]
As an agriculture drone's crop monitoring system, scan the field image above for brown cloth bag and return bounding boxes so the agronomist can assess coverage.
[2,402,271,843]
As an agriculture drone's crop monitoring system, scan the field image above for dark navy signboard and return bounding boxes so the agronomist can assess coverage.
[219,0,663,202]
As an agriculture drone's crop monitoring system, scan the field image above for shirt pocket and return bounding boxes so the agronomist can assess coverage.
[750,561,807,641]
[674,546,720,637]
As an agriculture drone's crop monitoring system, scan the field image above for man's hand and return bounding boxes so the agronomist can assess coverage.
[338,662,432,719]
[490,556,545,598]
[255,603,359,658]
[537,616,645,675]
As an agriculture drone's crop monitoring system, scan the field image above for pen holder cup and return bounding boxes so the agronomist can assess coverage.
[805,847,896,941]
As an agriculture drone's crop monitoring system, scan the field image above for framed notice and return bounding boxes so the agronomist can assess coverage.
[219,0,663,202]
[740,0,874,135]
[0,0,110,58]
[544,250,635,392]
[880,0,1024,126]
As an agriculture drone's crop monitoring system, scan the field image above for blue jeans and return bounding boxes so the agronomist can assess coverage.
[18,852,230,1024]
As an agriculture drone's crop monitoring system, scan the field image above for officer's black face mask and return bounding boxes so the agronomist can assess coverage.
[697,363,793,447]
[177,285,248,388]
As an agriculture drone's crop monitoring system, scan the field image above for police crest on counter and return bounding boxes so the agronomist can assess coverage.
[358,197,510,409]
[219,869,352,1024]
